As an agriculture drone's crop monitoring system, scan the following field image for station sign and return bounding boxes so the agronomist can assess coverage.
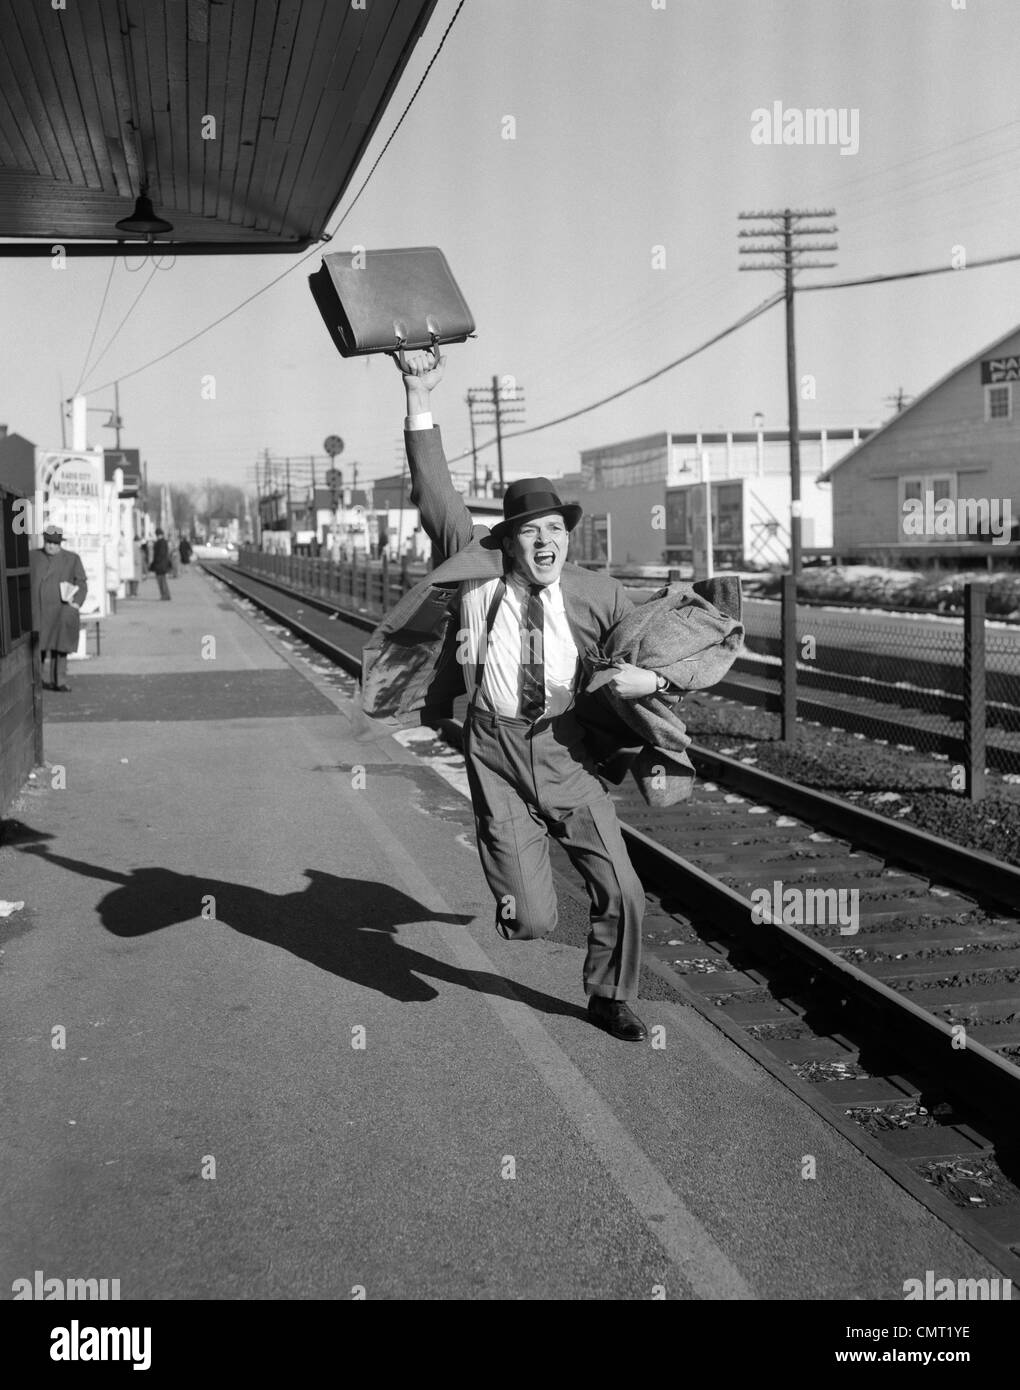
[981,357,1020,384]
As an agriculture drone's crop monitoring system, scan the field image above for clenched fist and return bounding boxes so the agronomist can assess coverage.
[604,662,659,699]
[392,346,445,390]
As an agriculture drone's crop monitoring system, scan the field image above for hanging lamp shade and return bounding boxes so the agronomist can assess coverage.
[115,194,173,237]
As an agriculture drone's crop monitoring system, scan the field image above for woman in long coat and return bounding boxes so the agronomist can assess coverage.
[30,525,88,692]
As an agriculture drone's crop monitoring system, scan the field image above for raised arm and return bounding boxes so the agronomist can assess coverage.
[395,349,477,563]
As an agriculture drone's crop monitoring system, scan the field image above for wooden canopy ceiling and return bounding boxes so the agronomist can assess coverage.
[0,0,439,254]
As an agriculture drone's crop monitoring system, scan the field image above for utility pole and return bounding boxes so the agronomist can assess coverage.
[112,380,122,450]
[262,448,271,534]
[738,208,837,575]
[491,374,505,497]
[285,457,292,537]
[465,390,483,494]
[309,455,317,551]
[254,454,261,543]
[883,387,913,414]
[468,377,526,498]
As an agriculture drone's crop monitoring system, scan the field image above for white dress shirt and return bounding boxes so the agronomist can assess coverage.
[405,410,434,432]
[461,574,578,718]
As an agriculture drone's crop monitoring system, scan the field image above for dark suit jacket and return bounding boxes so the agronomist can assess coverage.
[360,428,633,723]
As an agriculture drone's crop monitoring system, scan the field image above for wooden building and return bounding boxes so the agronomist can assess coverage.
[819,324,1020,561]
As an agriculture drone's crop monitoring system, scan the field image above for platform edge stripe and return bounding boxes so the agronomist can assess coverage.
[295,722,757,1300]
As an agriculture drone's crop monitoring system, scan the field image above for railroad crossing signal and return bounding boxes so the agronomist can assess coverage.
[325,468,343,490]
[324,435,344,457]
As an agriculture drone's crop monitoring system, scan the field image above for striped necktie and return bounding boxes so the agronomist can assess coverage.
[519,583,546,721]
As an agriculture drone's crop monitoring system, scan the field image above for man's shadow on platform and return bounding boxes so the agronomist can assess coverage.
[16,845,586,1019]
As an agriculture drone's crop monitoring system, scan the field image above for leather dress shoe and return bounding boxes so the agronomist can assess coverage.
[55,684,71,692]
[587,995,647,1042]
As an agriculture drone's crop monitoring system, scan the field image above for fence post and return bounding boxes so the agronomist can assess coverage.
[781,572,797,741]
[963,582,986,802]
[381,552,390,613]
[400,553,410,595]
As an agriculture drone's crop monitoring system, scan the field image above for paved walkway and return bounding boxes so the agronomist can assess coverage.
[0,566,1005,1299]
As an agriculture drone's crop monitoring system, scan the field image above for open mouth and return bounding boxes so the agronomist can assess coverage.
[533,550,556,569]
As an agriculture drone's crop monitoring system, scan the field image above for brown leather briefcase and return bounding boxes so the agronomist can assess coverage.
[309,246,476,358]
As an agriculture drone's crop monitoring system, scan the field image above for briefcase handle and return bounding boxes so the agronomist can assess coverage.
[391,339,443,374]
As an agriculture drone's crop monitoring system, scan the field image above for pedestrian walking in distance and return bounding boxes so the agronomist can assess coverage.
[30,524,87,692]
[367,351,685,1041]
[151,529,172,600]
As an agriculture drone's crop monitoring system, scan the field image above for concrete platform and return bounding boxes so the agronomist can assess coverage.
[0,566,1007,1300]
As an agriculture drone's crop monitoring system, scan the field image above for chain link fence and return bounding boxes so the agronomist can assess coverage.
[235,549,1020,797]
[711,578,1020,796]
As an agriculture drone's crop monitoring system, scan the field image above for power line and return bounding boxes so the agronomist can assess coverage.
[73,256,116,395]
[86,248,324,397]
[331,0,467,232]
[84,0,468,398]
[443,243,1020,472]
[807,117,1020,200]
[800,247,1020,292]
[442,289,785,464]
[80,262,160,392]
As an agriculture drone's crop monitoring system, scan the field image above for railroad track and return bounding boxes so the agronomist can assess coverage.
[204,560,1020,1284]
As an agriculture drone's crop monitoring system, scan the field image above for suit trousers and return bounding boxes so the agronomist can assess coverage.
[463,704,643,1000]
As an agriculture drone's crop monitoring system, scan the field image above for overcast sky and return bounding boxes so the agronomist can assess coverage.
[2,0,1019,493]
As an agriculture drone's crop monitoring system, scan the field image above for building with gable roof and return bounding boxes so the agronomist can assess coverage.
[818,324,1020,560]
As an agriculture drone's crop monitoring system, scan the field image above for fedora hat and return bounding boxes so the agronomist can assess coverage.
[489,477,582,543]
[43,525,64,542]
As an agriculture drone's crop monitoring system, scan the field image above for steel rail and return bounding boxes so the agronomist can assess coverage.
[220,558,1020,907]
[688,746,1020,911]
[207,557,1020,1117]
